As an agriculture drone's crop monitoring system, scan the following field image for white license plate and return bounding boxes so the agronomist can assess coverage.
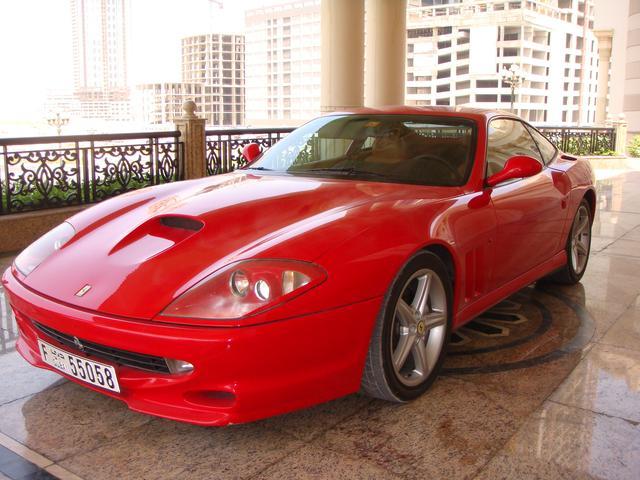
[38,339,121,393]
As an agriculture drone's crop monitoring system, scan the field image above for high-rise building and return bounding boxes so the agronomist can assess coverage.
[133,83,214,125]
[181,33,245,126]
[71,0,131,121]
[406,0,599,125]
[245,0,321,126]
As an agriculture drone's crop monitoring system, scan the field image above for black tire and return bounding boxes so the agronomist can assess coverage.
[361,251,453,402]
[544,199,592,285]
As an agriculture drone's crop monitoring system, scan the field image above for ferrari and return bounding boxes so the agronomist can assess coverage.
[2,107,595,425]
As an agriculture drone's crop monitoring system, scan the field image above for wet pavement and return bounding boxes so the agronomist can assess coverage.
[1,162,640,479]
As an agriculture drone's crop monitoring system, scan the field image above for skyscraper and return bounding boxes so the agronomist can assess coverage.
[71,0,131,121]
[182,33,245,126]
[245,0,321,126]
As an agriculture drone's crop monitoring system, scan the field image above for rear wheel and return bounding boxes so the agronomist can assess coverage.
[361,252,452,402]
[545,199,592,284]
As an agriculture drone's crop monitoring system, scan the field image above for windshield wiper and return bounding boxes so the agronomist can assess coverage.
[295,167,390,179]
[245,166,273,171]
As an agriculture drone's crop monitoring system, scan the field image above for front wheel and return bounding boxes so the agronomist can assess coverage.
[545,199,592,284]
[361,252,452,402]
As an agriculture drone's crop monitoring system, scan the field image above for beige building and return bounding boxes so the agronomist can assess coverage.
[71,0,131,121]
[245,0,321,126]
[406,0,599,125]
[181,33,245,126]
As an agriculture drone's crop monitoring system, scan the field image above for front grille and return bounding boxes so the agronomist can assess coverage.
[33,321,170,374]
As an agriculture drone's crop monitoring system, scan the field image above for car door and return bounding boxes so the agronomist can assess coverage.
[487,118,569,289]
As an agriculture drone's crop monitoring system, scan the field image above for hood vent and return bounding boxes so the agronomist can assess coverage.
[160,216,204,231]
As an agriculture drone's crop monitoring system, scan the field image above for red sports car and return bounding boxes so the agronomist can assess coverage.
[2,108,595,425]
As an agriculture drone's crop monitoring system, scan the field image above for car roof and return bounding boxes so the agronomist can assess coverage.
[324,105,519,123]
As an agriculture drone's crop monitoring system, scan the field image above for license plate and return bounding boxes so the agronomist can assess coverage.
[37,339,121,393]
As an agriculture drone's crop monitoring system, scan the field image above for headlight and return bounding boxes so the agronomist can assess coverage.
[14,222,76,276]
[160,259,326,320]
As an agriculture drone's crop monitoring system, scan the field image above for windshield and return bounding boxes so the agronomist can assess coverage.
[246,115,476,186]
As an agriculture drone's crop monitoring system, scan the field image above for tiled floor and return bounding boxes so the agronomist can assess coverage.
[1,162,640,479]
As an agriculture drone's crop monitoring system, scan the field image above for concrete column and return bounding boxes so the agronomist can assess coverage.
[175,100,207,179]
[594,30,614,125]
[320,0,365,113]
[364,0,407,107]
[624,0,640,133]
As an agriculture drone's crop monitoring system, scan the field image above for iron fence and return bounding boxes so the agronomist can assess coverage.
[0,123,618,217]
[536,126,616,156]
[0,131,183,215]
[205,127,295,175]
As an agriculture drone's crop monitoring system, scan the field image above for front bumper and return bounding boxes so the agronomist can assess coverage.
[2,268,381,426]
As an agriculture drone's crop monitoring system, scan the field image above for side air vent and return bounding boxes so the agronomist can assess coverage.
[160,216,204,231]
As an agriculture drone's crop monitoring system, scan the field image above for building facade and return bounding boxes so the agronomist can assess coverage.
[406,0,599,125]
[181,33,245,126]
[133,83,214,125]
[70,0,131,121]
[245,0,321,126]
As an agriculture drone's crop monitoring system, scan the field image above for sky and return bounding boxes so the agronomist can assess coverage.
[0,0,277,124]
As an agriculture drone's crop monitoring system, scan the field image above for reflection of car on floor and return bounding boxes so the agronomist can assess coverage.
[2,107,595,425]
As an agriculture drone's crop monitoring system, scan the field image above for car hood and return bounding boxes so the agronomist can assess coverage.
[21,172,429,320]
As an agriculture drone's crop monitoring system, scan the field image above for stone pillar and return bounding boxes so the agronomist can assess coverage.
[365,0,407,107]
[594,30,614,125]
[614,113,628,156]
[625,0,640,133]
[320,0,365,113]
[175,100,207,179]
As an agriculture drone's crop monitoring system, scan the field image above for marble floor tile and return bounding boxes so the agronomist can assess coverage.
[258,392,373,442]
[591,210,640,239]
[600,238,640,258]
[0,382,153,462]
[449,352,584,418]
[474,401,640,480]
[550,344,640,423]
[600,304,640,352]
[621,225,640,241]
[589,236,615,253]
[253,444,402,480]
[0,352,64,407]
[59,418,304,480]
[317,376,532,480]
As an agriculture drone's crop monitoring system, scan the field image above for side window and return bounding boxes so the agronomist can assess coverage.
[525,124,558,164]
[486,119,543,177]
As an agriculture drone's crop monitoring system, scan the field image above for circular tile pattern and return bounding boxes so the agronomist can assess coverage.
[443,285,594,375]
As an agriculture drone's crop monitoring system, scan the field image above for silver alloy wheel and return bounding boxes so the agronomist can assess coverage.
[390,268,447,387]
[571,204,591,275]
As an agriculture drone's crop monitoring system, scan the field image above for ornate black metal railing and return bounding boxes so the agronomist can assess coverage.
[0,123,618,217]
[205,127,295,175]
[0,131,182,215]
[537,126,616,156]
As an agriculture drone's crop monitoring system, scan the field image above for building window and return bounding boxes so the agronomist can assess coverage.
[477,94,498,102]
[477,80,499,88]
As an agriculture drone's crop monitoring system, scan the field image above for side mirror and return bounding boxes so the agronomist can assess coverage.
[241,143,262,164]
[486,155,542,187]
